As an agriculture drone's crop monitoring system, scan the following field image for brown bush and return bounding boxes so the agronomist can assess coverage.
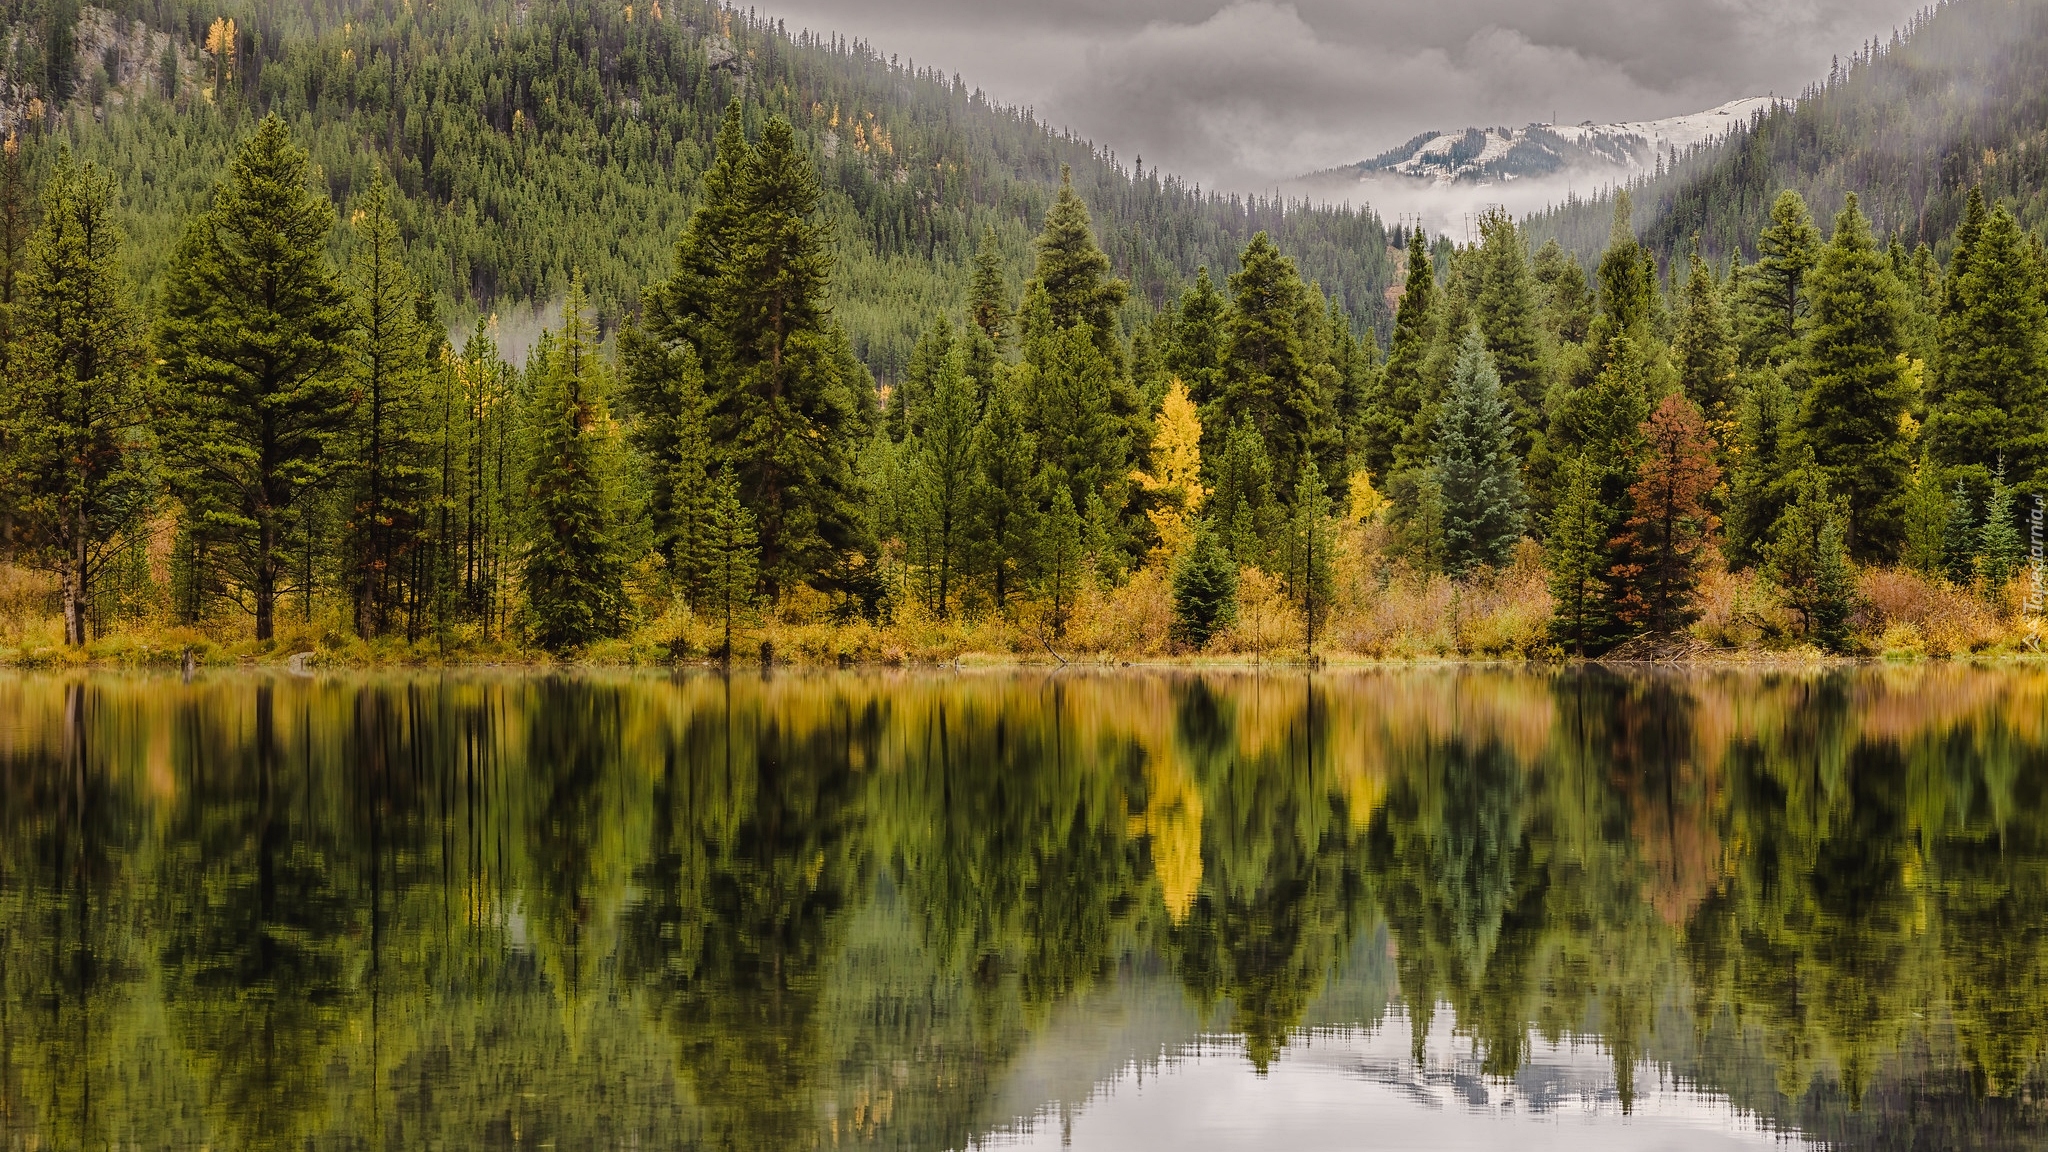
[1857,567,2003,656]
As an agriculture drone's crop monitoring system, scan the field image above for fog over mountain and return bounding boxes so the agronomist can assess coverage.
[765,0,1928,197]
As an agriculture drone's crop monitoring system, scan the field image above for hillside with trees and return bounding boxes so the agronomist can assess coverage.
[0,0,2044,662]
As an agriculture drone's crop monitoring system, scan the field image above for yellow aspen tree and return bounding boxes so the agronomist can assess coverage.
[1133,378,1207,566]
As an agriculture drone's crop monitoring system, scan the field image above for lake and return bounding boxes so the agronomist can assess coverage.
[2,667,2045,1150]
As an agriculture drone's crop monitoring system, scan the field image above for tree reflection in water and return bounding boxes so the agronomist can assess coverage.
[1,667,2046,1149]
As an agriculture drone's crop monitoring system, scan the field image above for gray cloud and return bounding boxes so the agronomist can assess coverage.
[769,0,1926,193]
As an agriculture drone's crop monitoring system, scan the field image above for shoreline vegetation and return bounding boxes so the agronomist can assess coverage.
[7,87,2048,668]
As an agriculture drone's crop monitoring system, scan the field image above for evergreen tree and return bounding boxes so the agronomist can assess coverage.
[1723,369,1799,567]
[904,346,978,616]
[1977,463,2023,591]
[1280,457,1335,654]
[1020,313,1128,512]
[1431,330,1524,576]
[1369,230,1436,479]
[969,373,1038,609]
[1671,237,1738,422]
[1039,483,1083,637]
[1024,166,1128,362]
[155,114,354,642]
[618,326,716,603]
[341,174,437,639]
[1473,208,1544,450]
[520,282,629,652]
[1549,334,1652,512]
[1739,189,1821,367]
[452,319,519,635]
[1546,453,1607,656]
[1943,477,1979,584]
[1532,238,1593,346]
[1609,394,1721,636]
[1899,456,1950,578]
[0,151,152,646]
[1797,194,1912,559]
[1927,203,2048,495]
[967,223,1009,344]
[887,315,953,443]
[1592,192,1655,351]
[705,470,759,660]
[1219,232,1317,489]
[1209,416,1277,567]
[1171,523,1238,650]
[1764,450,1855,650]
[1170,267,1228,409]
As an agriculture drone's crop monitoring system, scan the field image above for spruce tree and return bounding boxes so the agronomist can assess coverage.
[1369,230,1436,480]
[1,151,153,645]
[905,346,978,616]
[969,373,1038,609]
[1764,452,1855,650]
[1474,208,1544,450]
[1927,203,2047,494]
[1171,522,1238,650]
[1740,190,1821,367]
[1431,330,1525,575]
[887,315,953,444]
[1219,232,1317,489]
[1723,369,1799,566]
[1899,456,1950,578]
[967,223,1009,344]
[1533,238,1593,345]
[1944,478,1979,584]
[156,114,354,642]
[1978,463,2023,591]
[1209,416,1277,567]
[1609,394,1720,636]
[618,326,716,603]
[1592,192,1654,350]
[341,174,437,639]
[1170,267,1228,408]
[1549,334,1652,512]
[1671,237,1738,422]
[1281,457,1335,654]
[705,471,758,660]
[520,282,629,652]
[1039,483,1083,637]
[1020,312,1127,512]
[1026,167,1127,360]
[1798,194,1912,559]
[1546,453,1607,656]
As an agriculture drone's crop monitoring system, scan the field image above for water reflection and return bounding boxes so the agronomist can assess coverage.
[2,668,2046,1150]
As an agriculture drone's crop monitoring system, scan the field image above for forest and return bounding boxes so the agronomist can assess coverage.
[0,0,2044,663]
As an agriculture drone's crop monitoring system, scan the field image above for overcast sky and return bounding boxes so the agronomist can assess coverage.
[766,0,1929,192]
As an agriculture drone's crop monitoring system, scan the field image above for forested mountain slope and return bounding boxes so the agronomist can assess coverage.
[1531,0,2048,267]
[0,0,1396,378]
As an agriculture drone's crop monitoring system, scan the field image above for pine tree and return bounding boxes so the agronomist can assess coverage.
[1281,457,1335,654]
[1,151,153,646]
[1764,451,1855,650]
[1170,267,1228,409]
[341,174,437,639]
[1171,523,1238,650]
[1474,208,1544,450]
[521,281,629,652]
[1609,394,1721,636]
[156,114,354,642]
[1209,416,1277,567]
[1671,237,1738,422]
[1546,453,1607,656]
[1219,232,1317,489]
[618,325,716,603]
[1798,194,1912,559]
[1900,456,1950,578]
[1533,238,1593,346]
[1432,330,1525,575]
[1021,313,1128,513]
[1550,334,1652,512]
[1039,482,1083,637]
[705,470,758,660]
[1944,477,1979,584]
[1025,166,1127,360]
[1978,463,2023,591]
[1369,230,1436,480]
[1723,369,1798,567]
[887,315,953,443]
[905,346,978,616]
[1927,203,2048,494]
[1740,189,1821,367]
[969,373,1038,609]
[967,223,1009,345]
[453,319,518,634]
[1593,192,1654,350]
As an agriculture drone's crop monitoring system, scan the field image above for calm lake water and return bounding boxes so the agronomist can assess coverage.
[3,667,2046,1151]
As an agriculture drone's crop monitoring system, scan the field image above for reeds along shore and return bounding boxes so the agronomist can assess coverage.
[3,518,2039,669]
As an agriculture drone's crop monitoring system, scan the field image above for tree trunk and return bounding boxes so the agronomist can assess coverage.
[256,516,276,641]
[64,509,88,646]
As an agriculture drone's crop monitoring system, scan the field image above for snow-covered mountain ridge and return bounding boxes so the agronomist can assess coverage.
[1342,97,1780,187]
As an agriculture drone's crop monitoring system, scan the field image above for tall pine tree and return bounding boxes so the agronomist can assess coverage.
[1927,202,2047,498]
[1431,329,1525,575]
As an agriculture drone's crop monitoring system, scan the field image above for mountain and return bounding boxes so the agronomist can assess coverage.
[1532,0,2048,268]
[0,0,1400,379]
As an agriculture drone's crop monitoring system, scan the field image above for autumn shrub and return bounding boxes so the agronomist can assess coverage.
[1213,567,1303,657]
[1858,567,2003,656]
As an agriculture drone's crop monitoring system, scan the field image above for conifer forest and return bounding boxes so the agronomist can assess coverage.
[0,0,2043,663]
